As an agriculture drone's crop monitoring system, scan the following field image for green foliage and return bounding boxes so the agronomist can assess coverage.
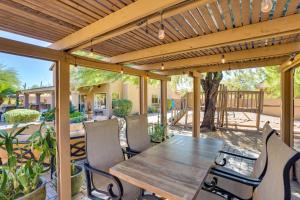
[112,99,132,117]
[222,68,265,91]
[70,111,86,123]
[42,109,86,123]
[0,65,20,106]
[4,109,40,124]
[148,106,159,113]
[0,123,56,199]
[41,108,55,122]
[149,124,165,143]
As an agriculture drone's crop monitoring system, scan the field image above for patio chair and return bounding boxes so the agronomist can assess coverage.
[83,119,158,200]
[124,114,151,156]
[207,122,275,199]
[196,133,300,200]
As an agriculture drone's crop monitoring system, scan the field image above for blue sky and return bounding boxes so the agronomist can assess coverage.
[0,30,53,88]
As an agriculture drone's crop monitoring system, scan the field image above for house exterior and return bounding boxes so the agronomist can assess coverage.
[74,80,181,117]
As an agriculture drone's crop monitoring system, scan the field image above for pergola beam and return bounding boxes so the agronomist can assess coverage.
[139,42,300,70]
[110,14,300,63]
[50,0,186,50]
[0,37,168,80]
[158,57,288,75]
[69,0,215,52]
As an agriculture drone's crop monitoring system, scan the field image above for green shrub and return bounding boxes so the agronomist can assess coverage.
[41,108,55,121]
[4,109,40,124]
[148,106,158,113]
[70,111,86,123]
[112,99,132,117]
[149,123,166,143]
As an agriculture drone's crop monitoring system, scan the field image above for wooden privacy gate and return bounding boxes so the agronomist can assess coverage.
[171,86,264,131]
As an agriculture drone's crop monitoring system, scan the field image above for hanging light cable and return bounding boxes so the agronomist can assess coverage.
[158,12,165,40]
[261,0,273,13]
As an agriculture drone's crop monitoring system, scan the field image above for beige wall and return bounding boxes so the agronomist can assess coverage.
[76,80,182,115]
[263,98,300,119]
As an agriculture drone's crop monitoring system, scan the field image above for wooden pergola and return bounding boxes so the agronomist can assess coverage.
[0,0,300,199]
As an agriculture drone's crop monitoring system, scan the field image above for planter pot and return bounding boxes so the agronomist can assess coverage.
[16,178,46,200]
[71,165,83,196]
[54,165,83,196]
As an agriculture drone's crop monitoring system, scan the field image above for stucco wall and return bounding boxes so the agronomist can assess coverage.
[263,98,300,119]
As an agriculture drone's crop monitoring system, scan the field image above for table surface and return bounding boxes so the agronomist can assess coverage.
[110,135,224,200]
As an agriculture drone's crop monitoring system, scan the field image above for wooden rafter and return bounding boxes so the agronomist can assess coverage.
[158,56,288,75]
[109,14,300,63]
[0,37,168,80]
[50,0,186,50]
[138,42,300,70]
[69,0,215,52]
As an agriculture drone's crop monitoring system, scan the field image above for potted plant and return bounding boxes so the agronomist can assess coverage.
[0,122,55,199]
[149,123,166,143]
[52,161,84,196]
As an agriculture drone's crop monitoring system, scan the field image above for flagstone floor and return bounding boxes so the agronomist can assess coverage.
[45,126,300,200]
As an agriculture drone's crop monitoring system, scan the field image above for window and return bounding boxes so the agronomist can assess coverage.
[152,95,159,104]
[94,93,107,109]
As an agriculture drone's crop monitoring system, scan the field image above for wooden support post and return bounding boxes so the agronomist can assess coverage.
[191,72,201,137]
[140,76,148,114]
[161,80,168,138]
[55,61,71,200]
[281,69,294,146]
[36,93,41,111]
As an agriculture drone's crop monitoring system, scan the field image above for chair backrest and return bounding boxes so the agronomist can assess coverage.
[252,121,275,179]
[84,119,124,171]
[125,114,151,152]
[253,133,300,200]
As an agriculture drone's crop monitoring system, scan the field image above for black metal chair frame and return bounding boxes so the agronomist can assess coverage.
[214,130,277,181]
[203,147,300,200]
[84,162,124,200]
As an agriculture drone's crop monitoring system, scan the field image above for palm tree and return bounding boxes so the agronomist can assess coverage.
[0,64,20,106]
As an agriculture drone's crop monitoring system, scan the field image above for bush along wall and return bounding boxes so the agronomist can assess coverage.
[112,99,133,118]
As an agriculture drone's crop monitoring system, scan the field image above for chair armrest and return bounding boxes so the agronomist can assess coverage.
[202,169,260,200]
[123,147,140,158]
[84,162,123,198]
[218,150,258,161]
[211,166,260,183]
[209,168,260,187]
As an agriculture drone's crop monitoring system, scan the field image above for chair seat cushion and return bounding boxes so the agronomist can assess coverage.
[195,189,225,200]
[205,173,253,199]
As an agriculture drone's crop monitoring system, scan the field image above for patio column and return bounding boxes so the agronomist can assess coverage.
[24,93,29,108]
[36,93,41,110]
[140,76,148,114]
[161,80,168,138]
[281,69,294,146]
[51,91,55,109]
[55,61,71,200]
[191,72,201,137]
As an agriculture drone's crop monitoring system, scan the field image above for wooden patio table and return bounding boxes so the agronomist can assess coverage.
[110,135,224,200]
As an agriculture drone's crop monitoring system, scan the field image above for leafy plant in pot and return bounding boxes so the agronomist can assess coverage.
[0,123,55,200]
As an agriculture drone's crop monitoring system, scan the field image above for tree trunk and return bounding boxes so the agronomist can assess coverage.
[0,96,3,106]
[200,72,223,131]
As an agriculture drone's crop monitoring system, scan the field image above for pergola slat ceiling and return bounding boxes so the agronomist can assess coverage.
[0,0,299,74]
[0,0,136,42]
[92,0,300,57]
